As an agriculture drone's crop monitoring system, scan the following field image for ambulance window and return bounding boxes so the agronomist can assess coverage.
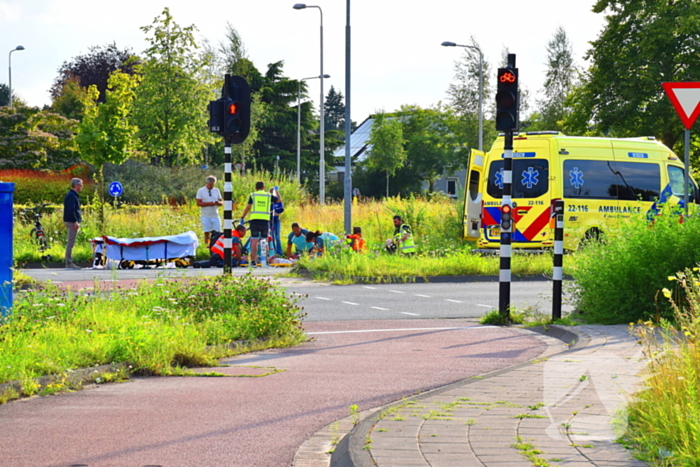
[668,166,697,203]
[614,162,660,201]
[468,171,480,201]
[563,160,617,199]
[486,159,549,199]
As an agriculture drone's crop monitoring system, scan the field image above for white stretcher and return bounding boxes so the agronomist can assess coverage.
[90,231,199,269]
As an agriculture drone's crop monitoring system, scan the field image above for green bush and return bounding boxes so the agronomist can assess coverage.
[1,168,96,205]
[570,208,700,324]
[103,162,306,206]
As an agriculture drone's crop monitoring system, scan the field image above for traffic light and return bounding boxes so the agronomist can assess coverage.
[496,67,519,131]
[226,75,251,144]
[500,203,513,231]
[207,99,224,135]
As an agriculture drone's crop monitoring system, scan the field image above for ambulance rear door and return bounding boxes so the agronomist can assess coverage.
[464,149,484,241]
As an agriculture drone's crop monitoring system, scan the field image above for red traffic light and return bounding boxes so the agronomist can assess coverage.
[501,204,511,214]
[228,102,239,114]
[498,71,517,84]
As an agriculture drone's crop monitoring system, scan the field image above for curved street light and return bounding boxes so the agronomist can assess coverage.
[442,41,483,151]
[8,45,25,109]
[297,74,331,185]
[293,3,326,203]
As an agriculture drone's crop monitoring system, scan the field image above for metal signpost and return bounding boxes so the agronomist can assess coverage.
[552,200,564,320]
[109,181,123,207]
[662,82,700,216]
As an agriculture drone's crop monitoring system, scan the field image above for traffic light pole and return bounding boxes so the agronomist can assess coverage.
[499,131,513,319]
[223,139,233,275]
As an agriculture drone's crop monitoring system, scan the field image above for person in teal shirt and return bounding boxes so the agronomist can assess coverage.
[305,230,340,256]
[286,223,314,259]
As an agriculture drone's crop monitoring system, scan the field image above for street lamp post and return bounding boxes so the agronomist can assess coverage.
[442,41,483,151]
[297,74,330,186]
[293,3,326,204]
[8,45,25,109]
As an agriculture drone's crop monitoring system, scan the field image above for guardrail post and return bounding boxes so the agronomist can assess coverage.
[0,182,15,317]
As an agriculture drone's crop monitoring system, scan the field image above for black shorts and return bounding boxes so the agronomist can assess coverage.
[249,220,269,238]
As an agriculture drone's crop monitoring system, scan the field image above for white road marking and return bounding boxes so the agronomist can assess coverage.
[342,301,359,306]
[444,299,463,303]
[315,297,332,301]
[414,294,431,298]
[307,326,494,335]
[389,290,405,294]
[400,312,420,316]
[363,286,377,290]
[371,307,390,311]
[476,304,492,308]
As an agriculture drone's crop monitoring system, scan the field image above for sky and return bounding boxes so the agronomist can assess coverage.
[1,0,607,122]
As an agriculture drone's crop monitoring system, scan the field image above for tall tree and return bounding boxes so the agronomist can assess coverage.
[532,27,578,131]
[50,42,139,104]
[51,76,89,121]
[77,71,140,229]
[564,0,700,151]
[399,104,470,192]
[446,38,493,149]
[324,85,345,132]
[132,7,213,165]
[366,112,407,197]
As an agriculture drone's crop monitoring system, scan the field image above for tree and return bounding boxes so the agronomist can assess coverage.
[564,0,700,151]
[366,112,407,197]
[0,84,9,107]
[50,42,139,105]
[132,7,213,165]
[51,76,89,121]
[0,106,80,170]
[531,27,578,132]
[446,38,493,149]
[399,104,470,192]
[324,86,345,132]
[77,71,140,229]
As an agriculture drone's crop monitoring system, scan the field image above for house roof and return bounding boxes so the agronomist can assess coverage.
[332,115,374,162]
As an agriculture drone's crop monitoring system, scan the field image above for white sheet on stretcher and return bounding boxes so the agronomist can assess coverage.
[101,231,199,261]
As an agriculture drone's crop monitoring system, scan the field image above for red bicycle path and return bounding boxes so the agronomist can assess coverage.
[0,317,546,467]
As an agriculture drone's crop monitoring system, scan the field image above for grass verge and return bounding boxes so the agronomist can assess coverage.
[0,274,306,403]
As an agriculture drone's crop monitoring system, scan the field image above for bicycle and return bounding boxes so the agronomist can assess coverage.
[24,203,53,262]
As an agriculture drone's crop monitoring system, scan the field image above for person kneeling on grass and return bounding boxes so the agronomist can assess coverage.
[345,226,366,253]
[210,224,248,267]
[305,230,340,257]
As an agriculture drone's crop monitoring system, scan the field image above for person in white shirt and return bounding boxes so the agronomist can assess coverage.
[195,175,223,246]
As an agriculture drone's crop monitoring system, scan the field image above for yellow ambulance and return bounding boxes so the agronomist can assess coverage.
[463,132,698,250]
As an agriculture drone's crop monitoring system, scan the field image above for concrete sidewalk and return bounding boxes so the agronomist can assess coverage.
[295,325,648,467]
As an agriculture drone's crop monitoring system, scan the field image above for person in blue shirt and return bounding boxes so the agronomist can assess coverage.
[305,230,340,256]
[286,223,314,259]
[270,187,284,256]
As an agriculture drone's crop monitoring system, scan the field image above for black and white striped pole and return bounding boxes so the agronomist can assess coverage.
[499,134,513,319]
[223,142,233,274]
[552,199,564,320]
[496,54,518,320]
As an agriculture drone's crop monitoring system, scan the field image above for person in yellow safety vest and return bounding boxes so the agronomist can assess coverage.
[390,215,416,254]
[240,181,280,266]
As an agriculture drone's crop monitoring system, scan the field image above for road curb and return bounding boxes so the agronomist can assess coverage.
[327,325,586,467]
[296,268,573,284]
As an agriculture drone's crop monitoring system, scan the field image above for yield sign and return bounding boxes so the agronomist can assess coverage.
[662,82,700,129]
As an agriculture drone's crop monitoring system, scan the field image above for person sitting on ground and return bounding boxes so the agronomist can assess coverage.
[305,230,340,256]
[286,222,315,259]
[345,226,366,253]
[210,224,248,266]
